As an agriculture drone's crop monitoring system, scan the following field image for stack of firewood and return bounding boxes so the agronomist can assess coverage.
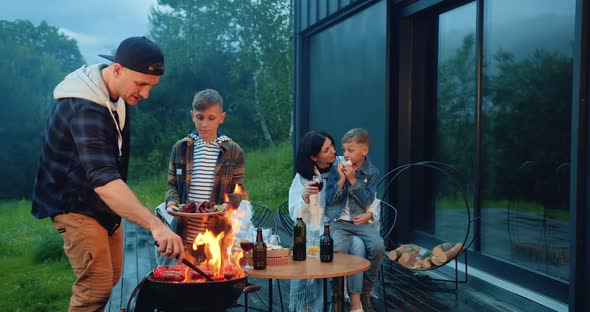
[387,242,463,270]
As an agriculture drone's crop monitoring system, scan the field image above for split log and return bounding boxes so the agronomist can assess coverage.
[431,242,463,266]
[398,245,421,268]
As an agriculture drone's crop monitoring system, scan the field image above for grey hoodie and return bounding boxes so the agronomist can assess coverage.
[54,64,126,156]
[32,63,131,234]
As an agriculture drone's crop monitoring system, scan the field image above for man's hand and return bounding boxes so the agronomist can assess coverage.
[153,222,185,262]
[94,179,185,262]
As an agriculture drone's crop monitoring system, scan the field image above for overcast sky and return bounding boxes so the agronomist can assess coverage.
[0,0,157,64]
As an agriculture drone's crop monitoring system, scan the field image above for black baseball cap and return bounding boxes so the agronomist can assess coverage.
[99,36,165,76]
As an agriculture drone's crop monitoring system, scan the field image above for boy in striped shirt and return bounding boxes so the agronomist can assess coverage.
[162,89,246,262]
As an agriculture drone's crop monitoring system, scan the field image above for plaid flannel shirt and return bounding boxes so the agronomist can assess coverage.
[32,98,129,234]
[166,131,245,205]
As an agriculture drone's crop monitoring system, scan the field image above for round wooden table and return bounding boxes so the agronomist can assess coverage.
[245,253,370,312]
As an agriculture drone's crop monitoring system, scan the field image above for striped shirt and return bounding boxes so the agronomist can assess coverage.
[187,134,231,203]
[188,140,218,202]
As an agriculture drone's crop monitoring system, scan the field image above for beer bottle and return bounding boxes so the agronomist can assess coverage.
[253,228,267,269]
[320,222,334,263]
[292,210,306,261]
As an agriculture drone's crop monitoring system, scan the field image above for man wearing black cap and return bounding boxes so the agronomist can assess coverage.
[32,36,184,311]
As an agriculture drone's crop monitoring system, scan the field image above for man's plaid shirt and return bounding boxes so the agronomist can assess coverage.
[32,98,129,234]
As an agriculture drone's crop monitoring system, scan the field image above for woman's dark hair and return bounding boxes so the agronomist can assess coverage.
[294,131,335,180]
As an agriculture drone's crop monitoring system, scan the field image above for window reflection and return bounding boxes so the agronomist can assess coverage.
[433,0,574,282]
[481,0,574,281]
[432,2,476,245]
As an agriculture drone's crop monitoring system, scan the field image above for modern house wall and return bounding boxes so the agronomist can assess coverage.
[293,0,589,310]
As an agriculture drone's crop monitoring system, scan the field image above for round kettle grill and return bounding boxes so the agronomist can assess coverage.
[126,273,261,312]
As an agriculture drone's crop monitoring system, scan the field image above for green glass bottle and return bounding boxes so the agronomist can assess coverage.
[253,228,267,269]
[320,222,334,263]
[292,210,306,261]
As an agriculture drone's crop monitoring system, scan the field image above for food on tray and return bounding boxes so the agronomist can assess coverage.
[153,264,225,282]
[153,266,184,281]
[172,201,227,214]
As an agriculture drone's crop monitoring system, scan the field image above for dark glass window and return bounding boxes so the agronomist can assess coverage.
[432,2,477,245]
[307,0,387,172]
[433,0,574,283]
[480,0,575,281]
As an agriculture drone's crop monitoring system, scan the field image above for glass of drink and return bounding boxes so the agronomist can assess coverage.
[312,175,324,192]
[240,240,254,269]
[311,175,323,206]
[307,237,319,258]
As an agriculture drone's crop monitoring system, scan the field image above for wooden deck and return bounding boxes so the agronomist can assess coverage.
[107,219,557,312]
[106,219,157,312]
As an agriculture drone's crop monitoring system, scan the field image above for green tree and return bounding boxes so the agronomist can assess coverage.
[127,0,293,176]
[488,49,572,208]
[148,0,292,144]
[436,33,572,211]
[0,20,84,198]
[436,33,477,181]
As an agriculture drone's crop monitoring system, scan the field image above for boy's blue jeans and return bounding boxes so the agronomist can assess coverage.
[330,220,385,294]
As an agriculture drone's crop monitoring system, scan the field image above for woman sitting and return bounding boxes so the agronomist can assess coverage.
[288,131,378,312]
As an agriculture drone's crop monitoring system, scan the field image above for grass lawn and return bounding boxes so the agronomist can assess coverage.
[0,141,293,311]
[0,200,73,312]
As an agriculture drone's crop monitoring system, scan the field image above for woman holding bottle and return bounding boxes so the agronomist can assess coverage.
[288,131,378,312]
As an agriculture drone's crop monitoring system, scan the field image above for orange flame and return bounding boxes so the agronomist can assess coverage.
[190,207,245,280]
[234,184,248,200]
[192,230,225,276]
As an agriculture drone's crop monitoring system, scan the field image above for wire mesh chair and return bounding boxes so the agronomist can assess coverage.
[276,200,293,238]
[250,202,275,229]
[379,200,398,247]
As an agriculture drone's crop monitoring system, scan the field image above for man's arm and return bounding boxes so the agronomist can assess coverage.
[95,178,185,260]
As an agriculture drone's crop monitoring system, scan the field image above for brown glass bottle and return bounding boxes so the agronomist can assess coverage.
[319,223,334,262]
[253,227,267,269]
[292,210,306,261]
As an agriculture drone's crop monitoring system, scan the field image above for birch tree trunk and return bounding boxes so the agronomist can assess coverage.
[253,65,275,147]
[287,54,294,138]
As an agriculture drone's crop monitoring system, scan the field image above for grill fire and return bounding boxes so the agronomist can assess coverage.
[155,185,248,282]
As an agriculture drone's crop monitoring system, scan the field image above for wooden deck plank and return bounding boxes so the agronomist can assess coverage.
[107,219,155,312]
[105,214,556,312]
[120,220,140,310]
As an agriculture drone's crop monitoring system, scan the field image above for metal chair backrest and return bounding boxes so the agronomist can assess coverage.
[276,201,293,237]
[379,200,398,242]
[249,202,275,229]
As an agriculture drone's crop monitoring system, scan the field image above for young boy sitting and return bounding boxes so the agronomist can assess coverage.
[325,128,384,312]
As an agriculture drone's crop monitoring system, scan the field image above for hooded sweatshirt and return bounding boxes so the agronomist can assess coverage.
[32,64,131,235]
